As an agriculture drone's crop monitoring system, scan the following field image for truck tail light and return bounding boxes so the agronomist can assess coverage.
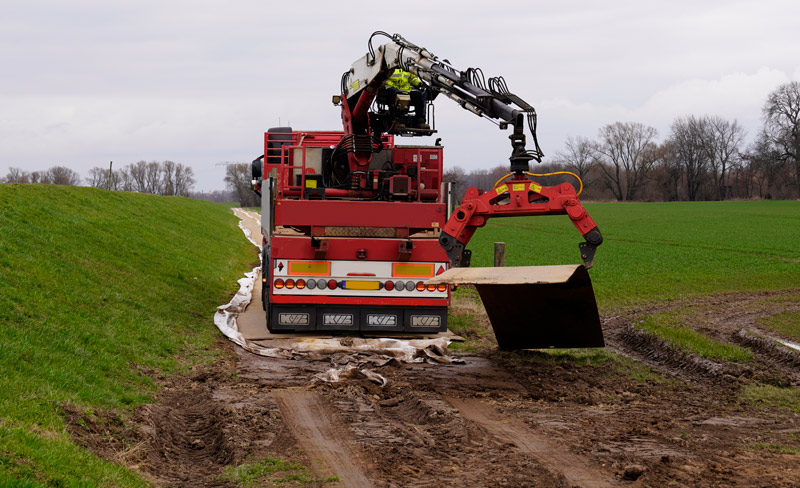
[306,279,316,289]
[327,279,338,290]
[285,279,295,289]
[384,280,395,291]
[274,278,285,289]
[296,279,306,289]
[416,281,425,291]
[317,279,327,289]
[426,284,436,292]
[437,284,447,292]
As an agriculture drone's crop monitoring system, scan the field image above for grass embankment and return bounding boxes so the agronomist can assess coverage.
[0,184,255,487]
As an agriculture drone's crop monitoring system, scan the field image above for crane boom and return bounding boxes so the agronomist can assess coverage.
[339,32,542,175]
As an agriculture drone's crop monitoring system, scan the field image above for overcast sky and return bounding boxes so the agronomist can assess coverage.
[2,0,798,191]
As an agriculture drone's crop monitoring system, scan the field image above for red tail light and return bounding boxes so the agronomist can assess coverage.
[384,280,395,291]
[274,278,285,289]
[296,279,306,289]
[416,281,425,291]
[327,279,338,290]
[285,279,295,289]
[437,283,447,292]
[426,284,436,292]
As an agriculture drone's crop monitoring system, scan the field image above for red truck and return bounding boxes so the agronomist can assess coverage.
[251,32,604,348]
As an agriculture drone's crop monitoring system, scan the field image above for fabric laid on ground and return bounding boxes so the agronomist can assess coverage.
[214,209,464,385]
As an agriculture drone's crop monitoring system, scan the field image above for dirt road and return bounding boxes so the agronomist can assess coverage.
[65,211,800,487]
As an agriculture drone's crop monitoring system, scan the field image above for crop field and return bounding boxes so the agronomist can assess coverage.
[466,200,800,309]
[1,189,798,487]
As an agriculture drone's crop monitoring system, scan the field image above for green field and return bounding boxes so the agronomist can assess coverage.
[466,201,800,310]
[0,184,254,487]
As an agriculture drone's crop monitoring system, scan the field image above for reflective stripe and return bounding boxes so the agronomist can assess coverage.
[385,69,420,93]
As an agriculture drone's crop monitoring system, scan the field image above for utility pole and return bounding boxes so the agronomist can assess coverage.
[108,161,113,190]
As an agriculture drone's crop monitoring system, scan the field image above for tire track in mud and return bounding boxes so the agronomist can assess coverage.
[446,396,620,488]
[603,291,800,386]
[272,388,374,487]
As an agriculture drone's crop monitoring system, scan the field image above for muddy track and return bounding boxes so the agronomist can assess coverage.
[65,289,800,487]
[273,388,375,486]
[446,396,619,487]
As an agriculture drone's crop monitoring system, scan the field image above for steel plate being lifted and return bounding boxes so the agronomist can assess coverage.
[428,265,604,350]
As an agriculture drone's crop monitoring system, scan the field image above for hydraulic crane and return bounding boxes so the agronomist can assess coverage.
[252,32,604,349]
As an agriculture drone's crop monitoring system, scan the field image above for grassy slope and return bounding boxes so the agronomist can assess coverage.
[0,184,255,487]
[465,200,800,310]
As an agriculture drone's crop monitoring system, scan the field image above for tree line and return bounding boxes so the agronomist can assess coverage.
[2,161,197,197]
[447,81,800,202]
[3,81,798,204]
[87,161,196,196]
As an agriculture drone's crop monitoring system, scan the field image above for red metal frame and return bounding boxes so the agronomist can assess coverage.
[263,129,451,321]
[271,235,445,262]
[443,177,599,247]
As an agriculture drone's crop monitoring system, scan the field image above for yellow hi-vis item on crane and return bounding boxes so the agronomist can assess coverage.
[385,69,421,93]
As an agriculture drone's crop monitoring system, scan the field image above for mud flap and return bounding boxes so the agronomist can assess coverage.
[428,265,603,350]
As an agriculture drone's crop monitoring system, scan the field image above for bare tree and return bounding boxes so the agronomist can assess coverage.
[3,167,31,183]
[30,171,50,184]
[595,122,659,201]
[553,136,598,187]
[443,165,467,204]
[647,142,682,201]
[667,116,710,201]
[702,116,745,200]
[224,163,260,207]
[173,163,196,197]
[45,166,82,186]
[743,131,794,199]
[144,161,162,194]
[128,161,149,192]
[161,160,177,196]
[87,167,107,188]
[762,81,800,197]
[117,167,133,191]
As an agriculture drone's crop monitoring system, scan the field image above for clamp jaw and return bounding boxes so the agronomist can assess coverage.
[439,178,603,269]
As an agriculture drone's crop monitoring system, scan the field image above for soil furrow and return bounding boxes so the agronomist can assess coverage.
[272,387,375,487]
[446,396,619,488]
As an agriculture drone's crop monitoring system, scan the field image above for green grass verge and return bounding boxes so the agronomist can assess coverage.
[220,456,339,487]
[637,311,753,362]
[0,184,255,486]
[759,311,800,342]
[751,442,800,455]
[740,384,800,413]
[465,201,800,311]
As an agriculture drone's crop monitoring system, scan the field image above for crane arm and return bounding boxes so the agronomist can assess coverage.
[340,32,543,174]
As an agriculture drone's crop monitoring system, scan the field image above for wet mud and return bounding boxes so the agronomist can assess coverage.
[65,290,800,487]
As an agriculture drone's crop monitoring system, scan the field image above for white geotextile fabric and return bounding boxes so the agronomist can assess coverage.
[214,209,460,383]
[776,338,800,352]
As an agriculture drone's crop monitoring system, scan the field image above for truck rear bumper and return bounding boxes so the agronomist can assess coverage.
[268,304,447,334]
